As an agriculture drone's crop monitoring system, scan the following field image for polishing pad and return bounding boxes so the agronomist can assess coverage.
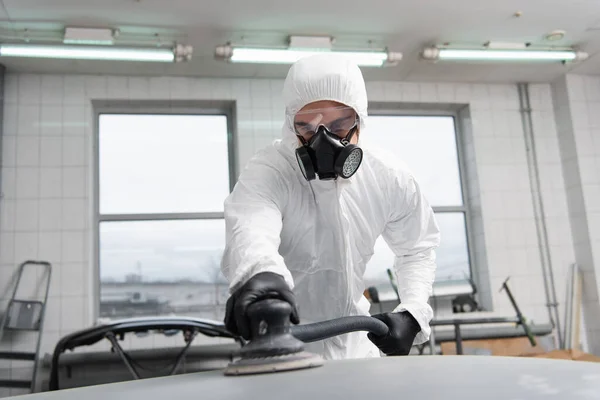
[224,351,324,376]
[223,298,324,376]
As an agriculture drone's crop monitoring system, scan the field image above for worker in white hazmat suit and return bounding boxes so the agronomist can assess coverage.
[221,53,440,360]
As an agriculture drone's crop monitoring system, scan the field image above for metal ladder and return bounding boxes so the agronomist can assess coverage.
[0,260,52,393]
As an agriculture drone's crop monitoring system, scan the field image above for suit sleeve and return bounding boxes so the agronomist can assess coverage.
[220,154,294,293]
[381,170,440,345]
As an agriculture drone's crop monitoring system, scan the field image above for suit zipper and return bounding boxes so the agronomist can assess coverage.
[335,180,351,316]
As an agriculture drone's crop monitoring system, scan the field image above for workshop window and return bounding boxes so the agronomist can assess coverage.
[364,114,472,297]
[95,107,235,321]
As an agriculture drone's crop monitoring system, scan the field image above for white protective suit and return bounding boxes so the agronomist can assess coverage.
[221,53,440,360]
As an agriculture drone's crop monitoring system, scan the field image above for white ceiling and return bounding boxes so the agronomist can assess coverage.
[1,0,600,83]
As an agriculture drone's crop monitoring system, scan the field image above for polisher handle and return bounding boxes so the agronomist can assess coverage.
[245,298,390,345]
[291,316,389,343]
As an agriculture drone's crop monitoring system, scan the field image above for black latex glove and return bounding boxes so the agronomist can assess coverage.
[224,272,299,340]
[367,312,421,356]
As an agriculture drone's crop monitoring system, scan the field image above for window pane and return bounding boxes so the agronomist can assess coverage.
[366,115,463,207]
[364,212,470,291]
[99,219,228,319]
[99,114,230,214]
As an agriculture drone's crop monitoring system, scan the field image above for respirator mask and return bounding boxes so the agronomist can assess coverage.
[292,106,363,181]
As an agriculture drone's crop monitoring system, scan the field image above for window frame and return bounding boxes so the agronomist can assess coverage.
[367,104,475,284]
[91,100,237,320]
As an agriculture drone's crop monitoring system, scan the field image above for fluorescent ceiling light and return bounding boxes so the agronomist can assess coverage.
[440,49,578,61]
[422,46,588,62]
[0,44,192,62]
[216,45,402,67]
[231,48,388,66]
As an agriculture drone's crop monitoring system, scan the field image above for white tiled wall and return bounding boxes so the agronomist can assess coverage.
[0,73,592,395]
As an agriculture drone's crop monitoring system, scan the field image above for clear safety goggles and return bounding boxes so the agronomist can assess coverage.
[290,106,359,138]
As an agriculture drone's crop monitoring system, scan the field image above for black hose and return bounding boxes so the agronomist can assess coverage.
[290,316,389,343]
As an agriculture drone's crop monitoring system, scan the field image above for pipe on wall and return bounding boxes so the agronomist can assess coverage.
[517,82,563,348]
[0,64,5,213]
